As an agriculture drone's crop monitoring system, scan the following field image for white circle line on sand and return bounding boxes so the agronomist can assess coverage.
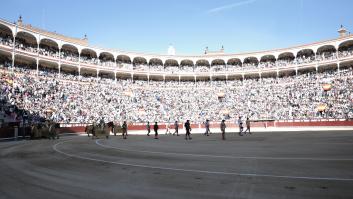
[95,139,353,161]
[53,140,353,181]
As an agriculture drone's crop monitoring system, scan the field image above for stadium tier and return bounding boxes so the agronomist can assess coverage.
[0,17,352,124]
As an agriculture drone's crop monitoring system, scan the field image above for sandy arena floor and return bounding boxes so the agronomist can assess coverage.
[1,130,353,199]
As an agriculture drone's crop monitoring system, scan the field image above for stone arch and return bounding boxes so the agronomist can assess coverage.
[278,52,295,61]
[296,49,315,58]
[338,40,353,52]
[149,58,163,66]
[180,59,194,66]
[195,59,210,67]
[316,45,336,55]
[39,38,59,55]
[211,59,226,66]
[164,59,179,67]
[243,57,259,65]
[132,57,147,65]
[0,23,14,39]
[226,58,242,66]
[99,52,115,62]
[117,55,132,64]
[15,31,38,48]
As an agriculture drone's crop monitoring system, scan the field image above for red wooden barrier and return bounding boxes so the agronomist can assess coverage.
[1,120,352,138]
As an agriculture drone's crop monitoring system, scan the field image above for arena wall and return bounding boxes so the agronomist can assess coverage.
[1,120,352,139]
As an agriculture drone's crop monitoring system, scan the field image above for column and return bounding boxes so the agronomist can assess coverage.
[37,42,40,57]
[58,63,61,77]
[58,47,61,77]
[11,49,15,72]
[78,52,81,68]
[11,38,16,72]
[295,68,298,76]
[36,35,40,76]
[315,64,318,73]
[36,58,39,76]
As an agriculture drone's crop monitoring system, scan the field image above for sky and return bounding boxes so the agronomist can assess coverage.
[1,0,353,55]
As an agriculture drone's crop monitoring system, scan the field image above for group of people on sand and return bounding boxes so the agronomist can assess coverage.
[204,117,251,140]
[97,116,251,141]
[145,120,192,140]
[143,117,251,141]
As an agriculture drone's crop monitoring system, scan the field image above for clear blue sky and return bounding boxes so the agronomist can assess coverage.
[1,0,353,55]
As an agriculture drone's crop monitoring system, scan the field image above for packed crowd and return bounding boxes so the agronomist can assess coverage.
[1,62,352,125]
[1,34,353,74]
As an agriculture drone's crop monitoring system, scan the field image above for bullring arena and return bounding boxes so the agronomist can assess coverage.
[0,14,353,199]
[1,130,353,199]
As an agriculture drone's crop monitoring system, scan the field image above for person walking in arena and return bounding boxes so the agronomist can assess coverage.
[146,121,151,136]
[238,116,244,136]
[185,120,192,140]
[165,121,171,135]
[173,120,179,136]
[220,119,226,140]
[122,121,128,139]
[154,122,159,139]
[244,117,251,135]
[204,119,210,136]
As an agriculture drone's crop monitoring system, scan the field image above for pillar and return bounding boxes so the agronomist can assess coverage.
[11,25,18,72]
[78,52,81,68]
[11,39,15,70]
[37,42,40,56]
[58,47,61,77]
[11,51,15,72]
[58,63,61,76]
[36,58,39,76]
